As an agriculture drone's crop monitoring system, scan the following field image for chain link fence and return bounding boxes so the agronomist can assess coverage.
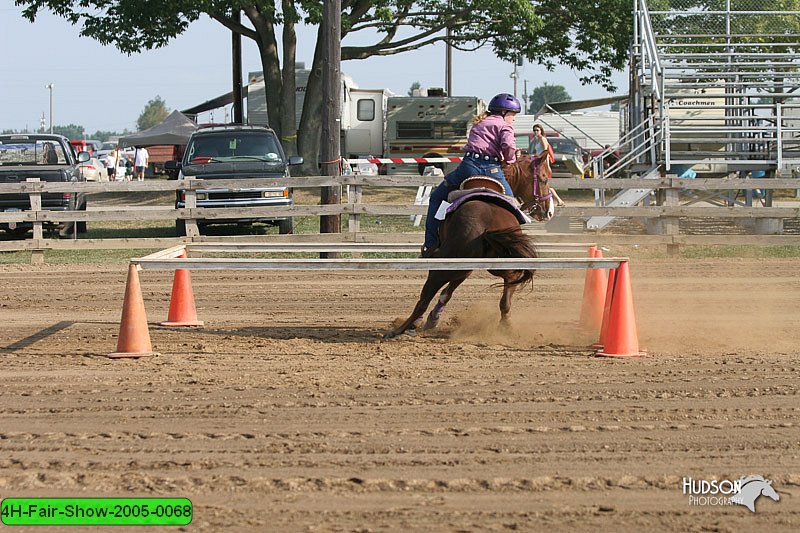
[647,0,800,41]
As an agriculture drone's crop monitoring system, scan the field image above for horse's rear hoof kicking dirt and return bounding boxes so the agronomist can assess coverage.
[389,206,538,338]
[388,158,552,339]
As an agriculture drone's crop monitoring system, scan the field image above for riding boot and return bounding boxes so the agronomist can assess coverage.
[419,245,438,258]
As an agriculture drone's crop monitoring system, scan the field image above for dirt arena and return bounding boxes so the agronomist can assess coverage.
[0,253,798,531]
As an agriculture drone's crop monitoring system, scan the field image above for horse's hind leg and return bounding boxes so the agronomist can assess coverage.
[389,272,462,337]
[498,271,525,325]
[422,274,470,330]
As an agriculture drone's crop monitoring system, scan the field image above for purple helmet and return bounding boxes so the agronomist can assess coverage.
[488,93,522,114]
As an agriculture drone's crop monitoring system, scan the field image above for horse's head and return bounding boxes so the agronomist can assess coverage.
[760,481,780,502]
[508,155,554,222]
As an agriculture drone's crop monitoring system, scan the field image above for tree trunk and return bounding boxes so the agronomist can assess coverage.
[247,7,282,139]
[297,25,326,176]
[279,0,297,156]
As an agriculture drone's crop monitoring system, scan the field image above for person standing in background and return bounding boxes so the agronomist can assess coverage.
[105,147,119,181]
[134,146,149,181]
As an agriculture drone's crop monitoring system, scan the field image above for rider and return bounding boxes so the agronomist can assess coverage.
[421,93,521,257]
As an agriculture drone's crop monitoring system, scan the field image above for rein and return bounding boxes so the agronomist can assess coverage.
[530,158,553,203]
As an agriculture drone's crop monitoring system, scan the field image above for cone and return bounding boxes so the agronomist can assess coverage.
[592,266,616,349]
[109,264,157,358]
[597,261,646,358]
[578,246,608,334]
[160,251,204,327]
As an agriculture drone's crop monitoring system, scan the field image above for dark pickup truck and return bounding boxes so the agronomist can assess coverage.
[0,134,90,237]
[166,125,302,236]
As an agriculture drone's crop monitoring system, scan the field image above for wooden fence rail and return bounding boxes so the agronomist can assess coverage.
[1,175,799,261]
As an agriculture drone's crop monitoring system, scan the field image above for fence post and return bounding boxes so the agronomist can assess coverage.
[755,169,784,235]
[184,178,200,239]
[27,178,44,265]
[347,183,362,235]
[646,182,679,256]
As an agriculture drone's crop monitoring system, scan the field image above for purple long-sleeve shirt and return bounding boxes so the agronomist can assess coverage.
[463,114,517,164]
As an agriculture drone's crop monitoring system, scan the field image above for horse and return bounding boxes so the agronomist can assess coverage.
[731,475,780,512]
[387,154,554,337]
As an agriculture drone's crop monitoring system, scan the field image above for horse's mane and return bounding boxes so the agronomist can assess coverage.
[739,475,768,486]
[502,155,533,197]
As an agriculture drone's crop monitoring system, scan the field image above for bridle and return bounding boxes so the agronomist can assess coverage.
[522,157,553,220]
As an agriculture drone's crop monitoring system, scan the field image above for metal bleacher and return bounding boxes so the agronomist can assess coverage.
[587,0,800,230]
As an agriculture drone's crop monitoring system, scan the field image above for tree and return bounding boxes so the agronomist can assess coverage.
[407,81,421,96]
[137,96,170,131]
[53,124,85,140]
[527,83,571,115]
[17,1,632,174]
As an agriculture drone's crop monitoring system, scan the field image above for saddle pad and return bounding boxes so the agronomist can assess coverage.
[444,189,530,225]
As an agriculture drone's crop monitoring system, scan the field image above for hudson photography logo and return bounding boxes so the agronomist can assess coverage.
[682,475,780,512]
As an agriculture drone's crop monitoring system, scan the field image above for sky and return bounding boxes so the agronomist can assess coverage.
[0,1,627,135]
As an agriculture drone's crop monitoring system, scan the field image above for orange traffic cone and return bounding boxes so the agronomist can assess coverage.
[596,261,646,358]
[578,246,608,334]
[592,266,616,349]
[160,251,204,327]
[109,264,157,358]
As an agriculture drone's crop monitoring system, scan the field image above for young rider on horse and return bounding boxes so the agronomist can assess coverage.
[421,93,521,257]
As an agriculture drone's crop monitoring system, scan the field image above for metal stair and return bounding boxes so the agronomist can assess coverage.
[638,0,800,174]
[586,167,662,230]
[583,0,800,230]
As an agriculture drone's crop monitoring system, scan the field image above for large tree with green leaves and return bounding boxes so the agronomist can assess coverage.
[137,96,170,131]
[16,1,632,172]
[527,83,571,114]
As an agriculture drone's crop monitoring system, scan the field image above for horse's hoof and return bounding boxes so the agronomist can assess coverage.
[422,319,439,331]
[385,327,416,339]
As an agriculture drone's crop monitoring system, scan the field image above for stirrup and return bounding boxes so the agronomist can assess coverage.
[419,246,438,258]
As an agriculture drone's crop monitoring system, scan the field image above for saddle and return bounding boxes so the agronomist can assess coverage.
[443,176,530,224]
[447,176,518,206]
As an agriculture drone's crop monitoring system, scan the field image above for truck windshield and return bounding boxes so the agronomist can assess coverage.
[187,133,283,163]
[0,141,66,165]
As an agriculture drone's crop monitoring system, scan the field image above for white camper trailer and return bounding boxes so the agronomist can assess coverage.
[386,95,485,174]
[246,67,390,165]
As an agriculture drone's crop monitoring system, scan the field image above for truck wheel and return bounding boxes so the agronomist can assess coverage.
[176,219,186,237]
[278,217,293,234]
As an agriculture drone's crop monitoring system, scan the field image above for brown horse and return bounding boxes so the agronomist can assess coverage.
[388,155,554,337]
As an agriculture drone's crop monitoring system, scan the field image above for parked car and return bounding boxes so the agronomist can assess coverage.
[77,156,107,182]
[95,141,118,161]
[98,154,133,181]
[547,136,586,178]
[0,134,89,237]
[69,139,102,157]
[165,125,303,236]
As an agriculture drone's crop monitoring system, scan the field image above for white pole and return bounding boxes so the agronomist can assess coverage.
[45,83,54,133]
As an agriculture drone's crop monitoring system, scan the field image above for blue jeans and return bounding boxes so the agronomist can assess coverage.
[423,158,513,249]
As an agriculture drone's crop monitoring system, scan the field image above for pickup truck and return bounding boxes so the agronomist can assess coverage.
[0,134,90,237]
[166,125,302,236]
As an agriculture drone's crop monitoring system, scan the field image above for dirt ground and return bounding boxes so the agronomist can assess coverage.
[0,254,798,532]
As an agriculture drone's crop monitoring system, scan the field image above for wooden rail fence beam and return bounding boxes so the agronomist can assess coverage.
[130,257,627,271]
[186,242,596,254]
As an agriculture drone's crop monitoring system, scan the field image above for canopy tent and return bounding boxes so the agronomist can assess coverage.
[118,111,198,148]
[534,95,627,118]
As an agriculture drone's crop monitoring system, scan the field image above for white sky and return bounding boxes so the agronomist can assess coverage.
[0,1,627,134]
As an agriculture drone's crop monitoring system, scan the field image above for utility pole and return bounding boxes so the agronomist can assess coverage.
[510,64,517,98]
[45,83,54,133]
[523,79,529,115]
[320,0,342,247]
[231,10,243,124]
[445,1,452,96]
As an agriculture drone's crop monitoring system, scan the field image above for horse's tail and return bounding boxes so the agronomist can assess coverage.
[481,228,538,288]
